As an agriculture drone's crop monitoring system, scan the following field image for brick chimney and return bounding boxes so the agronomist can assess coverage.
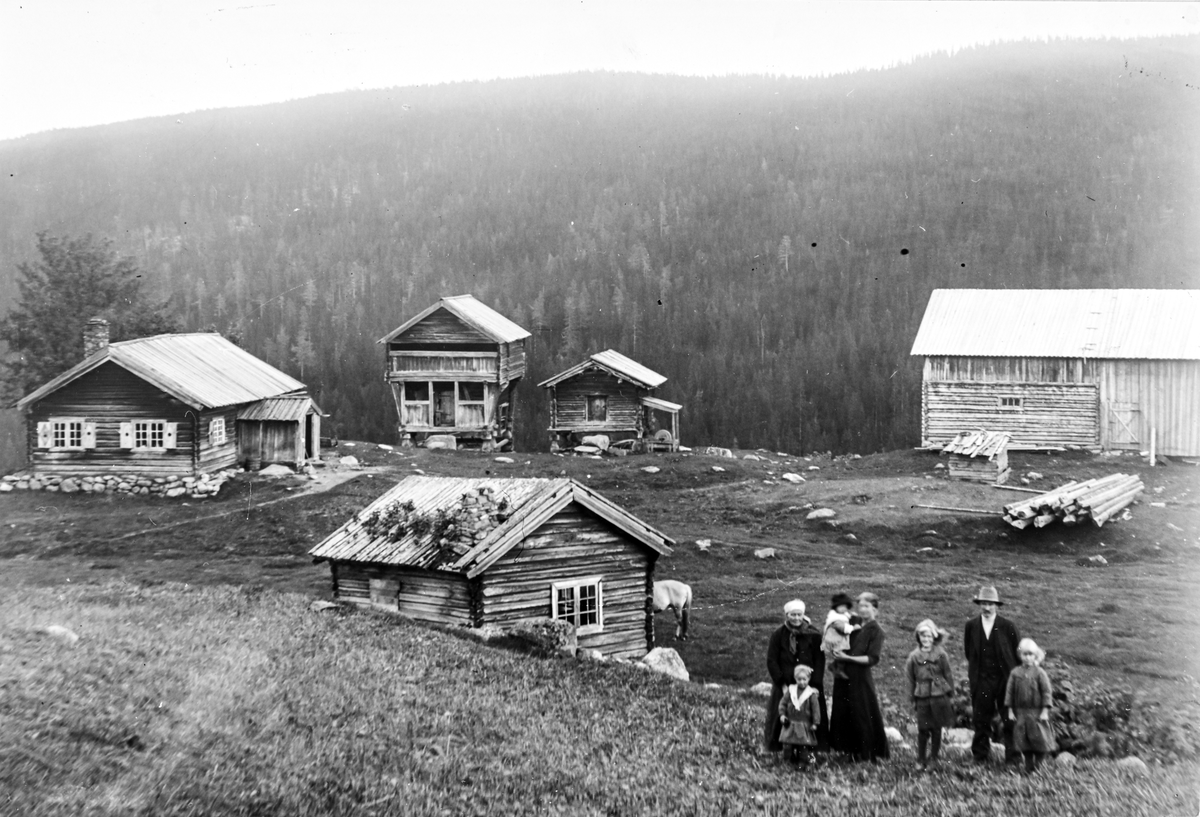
[83,317,110,358]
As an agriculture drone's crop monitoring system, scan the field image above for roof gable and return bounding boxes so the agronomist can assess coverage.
[377,295,531,345]
[911,289,1200,360]
[538,349,668,389]
[17,333,306,410]
[308,476,673,576]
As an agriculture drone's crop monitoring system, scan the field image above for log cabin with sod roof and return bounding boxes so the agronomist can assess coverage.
[308,476,675,659]
[378,295,530,451]
[911,289,1200,456]
[538,350,682,453]
[13,319,321,478]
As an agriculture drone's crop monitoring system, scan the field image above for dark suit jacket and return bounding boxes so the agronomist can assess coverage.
[963,614,1020,690]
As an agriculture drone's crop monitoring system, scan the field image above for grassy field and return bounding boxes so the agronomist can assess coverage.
[2,443,1199,815]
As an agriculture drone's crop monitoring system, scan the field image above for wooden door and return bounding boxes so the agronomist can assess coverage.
[434,383,456,427]
[1106,402,1140,448]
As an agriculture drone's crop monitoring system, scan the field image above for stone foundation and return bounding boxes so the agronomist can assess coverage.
[0,468,241,499]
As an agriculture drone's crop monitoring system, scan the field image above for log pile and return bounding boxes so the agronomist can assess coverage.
[943,429,1011,485]
[1002,473,1144,529]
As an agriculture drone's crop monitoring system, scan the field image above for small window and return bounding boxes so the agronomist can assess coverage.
[209,417,227,446]
[586,395,608,422]
[551,577,603,635]
[999,396,1023,409]
[458,382,484,402]
[135,421,166,449]
[53,419,84,449]
[404,381,429,401]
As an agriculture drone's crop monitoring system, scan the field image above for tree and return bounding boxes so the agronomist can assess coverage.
[0,232,180,400]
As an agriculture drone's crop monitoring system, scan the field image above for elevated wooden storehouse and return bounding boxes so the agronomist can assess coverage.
[309,476,675,659]
[14,320,320,477]
[942,429,1011,484]
[911,290,1200,455]
[378,295,530,450]
[538,350,682,452]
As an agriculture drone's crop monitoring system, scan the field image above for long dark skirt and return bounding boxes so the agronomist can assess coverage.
[829,673,890,761]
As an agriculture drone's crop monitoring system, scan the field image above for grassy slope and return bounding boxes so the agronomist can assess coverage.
[2,444,1199,814]
[3,582,1197,817]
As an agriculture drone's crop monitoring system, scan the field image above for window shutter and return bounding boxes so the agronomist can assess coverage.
[119,422,134,449]
[82,422,97,449]
[164,423,178,449]
[37,422,51,449]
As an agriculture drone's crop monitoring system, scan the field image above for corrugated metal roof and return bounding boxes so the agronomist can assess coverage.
[377,295,531,345]
[538,349,668,389]
[238,395,319,422]
[911,289,1200,359]
[309,476,673,575]
[16,333,307,411]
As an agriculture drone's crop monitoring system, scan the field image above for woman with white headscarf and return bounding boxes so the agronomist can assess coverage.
[764,599,826,756]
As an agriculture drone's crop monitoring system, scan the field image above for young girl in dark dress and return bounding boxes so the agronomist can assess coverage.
[828,592,890,762]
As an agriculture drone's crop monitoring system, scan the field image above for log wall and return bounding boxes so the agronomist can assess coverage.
[332,562,475,625]
[922,381,1099,449]
[26,361,200,476]
[480,506,653,659]
[551,371,645,436]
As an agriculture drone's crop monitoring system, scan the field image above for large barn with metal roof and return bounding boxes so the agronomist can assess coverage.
[15,319,321,477]
[309,476,675,659]
[910,289,1200,455]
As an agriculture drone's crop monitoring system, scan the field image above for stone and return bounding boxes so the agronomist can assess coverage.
[573,445,601,455]
[640,647,689,682]
[1027,472,1044,481]
[425,435,457,450]
[695,539,712,552]
[641,466,661,474]
[1055,751,1076,766]
[338,455,361,468]
[742,454,761,461]
[60,479,79,493]
[493,456,514,464]
[580,435,610,451]
[711,466,725,473]
[507,618,577,657]
[945,727,973,746]
[781,473,804,483]
[841,533,859,545]
[377,443,394,451]
[40,625,80,646]
[885,726,903,743]
[807,465,820,471]
[1116,756,1149,776]
[578,648,605,662]
[166,487,187,498]
[754,548,776,559]
[749,681,774,697]
[258,464,295,477]
[701,446,734,458]
[806,508,836,520]
[1078,554,1108,567]
[934,463,945,470]
[309,600,340,612]
[0,483,11,492]
[989,742,1006,763]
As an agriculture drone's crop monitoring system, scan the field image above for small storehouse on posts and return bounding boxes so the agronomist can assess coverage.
[309,476,675,659]
[378,295,530,450]
[538,349,682,452]
[14,320,321,477]
[911,289,1200,455]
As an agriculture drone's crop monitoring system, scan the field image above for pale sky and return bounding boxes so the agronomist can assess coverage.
[0,1,1196,142]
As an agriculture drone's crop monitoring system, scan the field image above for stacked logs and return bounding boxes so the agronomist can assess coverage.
[1002,473,1144,529]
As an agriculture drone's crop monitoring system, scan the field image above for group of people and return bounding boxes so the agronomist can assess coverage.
[764,585,1055,773]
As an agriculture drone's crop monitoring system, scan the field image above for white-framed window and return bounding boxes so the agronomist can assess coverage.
[209,417,227,446]
[998,396,1023,409]
[551,577,604,636]
[586,395,608,422]
[119,420,177,450]
[37,417,95,450]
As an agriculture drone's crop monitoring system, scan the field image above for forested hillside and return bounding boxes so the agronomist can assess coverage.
[1,36,1196,454]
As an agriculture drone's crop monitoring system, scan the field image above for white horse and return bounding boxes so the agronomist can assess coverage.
[652,579,692,641]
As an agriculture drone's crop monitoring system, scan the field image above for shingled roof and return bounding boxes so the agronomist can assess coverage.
[377,294,531,345]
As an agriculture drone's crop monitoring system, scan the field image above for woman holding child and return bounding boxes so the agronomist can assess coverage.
[829,592,890,762]
[763,599,825,757]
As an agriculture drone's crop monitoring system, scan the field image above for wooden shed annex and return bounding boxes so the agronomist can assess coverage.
[538,349,682,453]
[911,289,1200,456]
[309,476,675,659]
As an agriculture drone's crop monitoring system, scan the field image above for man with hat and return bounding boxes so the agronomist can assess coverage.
[964,585,1021,765]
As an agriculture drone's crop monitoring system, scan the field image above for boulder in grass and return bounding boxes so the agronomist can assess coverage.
[885,726,904,743]
[493,456,515,464]
[695,539,712,552]
[781,473,805,484]
[1055,751,1077,767]
[711,466,726,473]
[701,446,734,458]
[749,681,774,697]
[1116,756,1149,776]
[424,435,457,450]
[989,742,1006,763]
[754,548,777,560]
[580,435,610,451]
[339,455,361,468]
[806,508,836,520]
[640,647,689,682]
[573,445,601,455]
[641,466,661,474]
[40,625,80,646]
